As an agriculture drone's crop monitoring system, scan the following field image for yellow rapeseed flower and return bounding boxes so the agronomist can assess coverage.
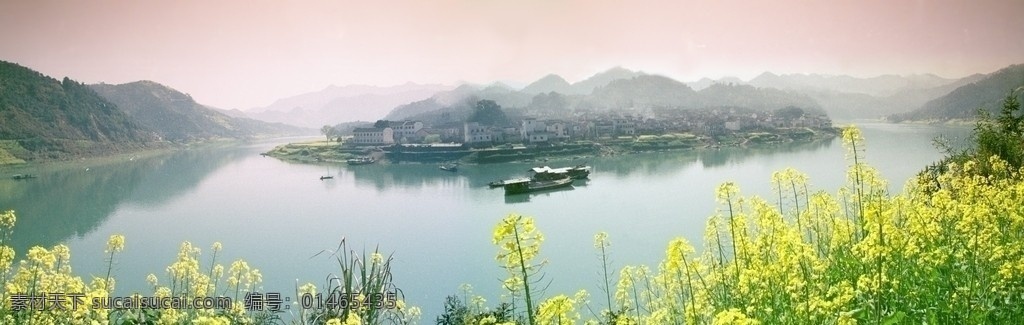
[106,234,125,253]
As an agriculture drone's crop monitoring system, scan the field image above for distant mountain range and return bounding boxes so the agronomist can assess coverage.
[261,65,1021,126]
[243,83,452,128]
[381,69,826,126]
[685,71,993,119]
[0,60,308,163]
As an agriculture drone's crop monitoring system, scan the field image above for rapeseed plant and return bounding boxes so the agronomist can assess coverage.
[464,125,1023,324]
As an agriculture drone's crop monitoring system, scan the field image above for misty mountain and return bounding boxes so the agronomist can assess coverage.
[583,75,700,109]
[683,72,985,119]
[247,83,451,127]
[748,72,958,97]
[0,61,157,162]
[385,67,649,122]
[697,83,823,113]
[894,64,1024,121]
[520,74,574,95]
[386,69,831,126]
[571,66,646,94]
[90,81,307,141]
[687,77,746,91]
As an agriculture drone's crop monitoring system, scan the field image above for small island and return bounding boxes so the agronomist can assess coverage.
[265,100,838,164]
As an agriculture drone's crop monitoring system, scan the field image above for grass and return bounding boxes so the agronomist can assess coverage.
[264,140,365,163]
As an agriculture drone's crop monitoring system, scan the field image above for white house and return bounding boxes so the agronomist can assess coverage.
[521,118,547,141]
[463,122,492,143]
[389,121,424,143]
[351,127,394,145]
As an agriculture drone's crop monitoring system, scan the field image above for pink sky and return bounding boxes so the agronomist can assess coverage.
[2,0,1022,109]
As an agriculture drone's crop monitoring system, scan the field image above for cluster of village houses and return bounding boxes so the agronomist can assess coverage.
[349,108,832,147]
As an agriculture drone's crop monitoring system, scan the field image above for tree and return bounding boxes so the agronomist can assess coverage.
[975,91,1024,170]
[927,90,1024,180]
[320,125,336,142]
[774,106,805,120]
[373,120,391,128]
[468,100,508,126]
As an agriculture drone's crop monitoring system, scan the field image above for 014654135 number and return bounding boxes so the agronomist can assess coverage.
[299,291,398,310]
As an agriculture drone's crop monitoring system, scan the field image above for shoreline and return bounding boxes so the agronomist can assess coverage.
[264,127,840,165]
[0,137,292,173]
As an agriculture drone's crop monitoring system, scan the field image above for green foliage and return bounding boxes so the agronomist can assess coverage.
[91,81,304,142]
[301,239,418,325]
[435,293,514,325]
[423,134,442,144]
[926,91,1024,178]
[0,61,155,161]
[773,106,805,119]
[468,100,509,126]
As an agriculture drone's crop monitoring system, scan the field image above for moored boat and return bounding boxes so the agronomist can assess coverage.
[529,164,591,179]
[503,176,573,195]
[11,174,37,180]
[346,157,375,165]
[488,180,508,188]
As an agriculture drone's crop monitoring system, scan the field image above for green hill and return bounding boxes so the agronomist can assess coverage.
[90,81,306,142]
[0,60,156,163]
[895,64,1024,121]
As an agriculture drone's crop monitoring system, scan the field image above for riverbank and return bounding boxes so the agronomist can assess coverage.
[0,137,266,175]
[264,127,839,165]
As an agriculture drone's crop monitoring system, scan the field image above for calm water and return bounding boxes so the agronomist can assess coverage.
[0,122,970,320]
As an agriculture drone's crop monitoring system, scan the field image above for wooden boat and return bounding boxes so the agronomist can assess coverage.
[346,157,375,165]
[503,176,573,195]
[319,176,334,180]
[529,165,591,180]
[11,174,37,180]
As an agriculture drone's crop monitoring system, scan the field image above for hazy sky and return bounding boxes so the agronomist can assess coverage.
[2,0,1023,109]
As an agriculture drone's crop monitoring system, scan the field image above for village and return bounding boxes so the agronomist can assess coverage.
[346,105,835,147]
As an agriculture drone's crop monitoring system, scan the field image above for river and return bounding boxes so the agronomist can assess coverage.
[0,122,970,321]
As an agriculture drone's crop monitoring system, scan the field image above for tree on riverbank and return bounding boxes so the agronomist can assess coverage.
[321,125,338,143]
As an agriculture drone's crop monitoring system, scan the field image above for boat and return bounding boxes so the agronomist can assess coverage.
[11,174,37,180]
[489,180,509,188]
[529,164,591,180]
[503,176,573,195]
[320,165,335,180]
[346,157,375,165]
[439,163,459,172]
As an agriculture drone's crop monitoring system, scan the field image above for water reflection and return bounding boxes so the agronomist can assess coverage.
[334,138,837,194]
[697,138,836,168]
[503,185,577,204]
[0,146,251,253]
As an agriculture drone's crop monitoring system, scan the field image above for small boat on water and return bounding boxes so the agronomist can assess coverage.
[347,157,375,165]
[488,180,508,188]
[319,176,334,180]
[503,176,573,195]
[529,164,591,179]
[440,163,459,172]
[11,174,37,180]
